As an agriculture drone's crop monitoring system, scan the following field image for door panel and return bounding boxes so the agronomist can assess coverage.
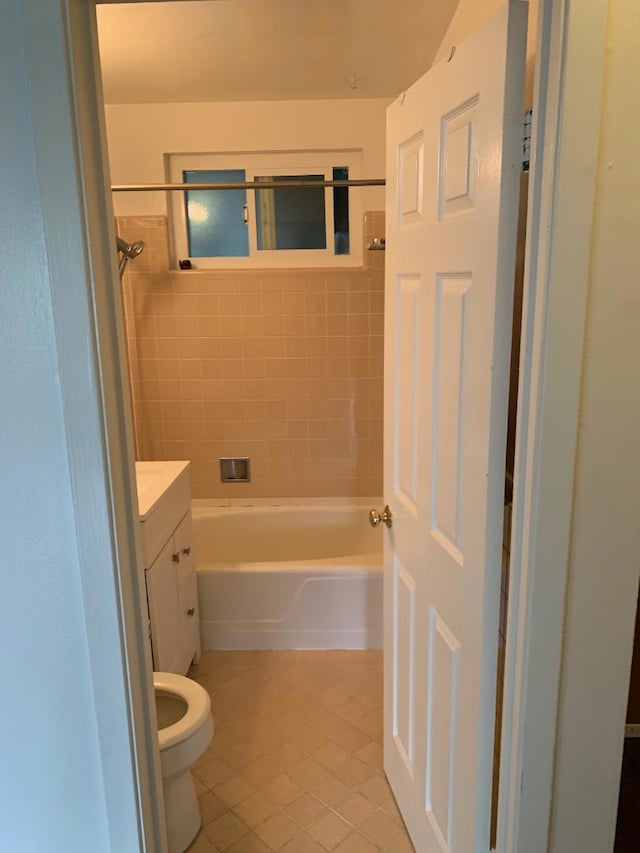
[425,607,460,849]
[383,4,527,850]
[393,557,416,772]
[394,274,423,512]
[432,275,470,563]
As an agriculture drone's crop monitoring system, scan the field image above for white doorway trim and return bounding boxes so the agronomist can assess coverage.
[497,0,613,851]
[20,1,167,849]
[20,0,628,849]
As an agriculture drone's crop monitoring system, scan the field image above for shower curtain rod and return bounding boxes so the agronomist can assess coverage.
[111,178,386,192]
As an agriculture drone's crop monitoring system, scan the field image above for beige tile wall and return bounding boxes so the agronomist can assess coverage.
[118,213,385,499]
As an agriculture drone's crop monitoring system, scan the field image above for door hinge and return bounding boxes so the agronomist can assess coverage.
[522,108,533,173]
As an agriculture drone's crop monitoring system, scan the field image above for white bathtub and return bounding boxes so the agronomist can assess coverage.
[193,503,383,650]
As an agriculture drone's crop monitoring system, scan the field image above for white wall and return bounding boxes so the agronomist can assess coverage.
[105,98,390,216]
[0,4,110,850]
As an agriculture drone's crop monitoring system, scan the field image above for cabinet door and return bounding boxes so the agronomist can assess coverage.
[174,512,200,671]
[145,536,182,674]
[174,511,194,576]
[178,571,200,670]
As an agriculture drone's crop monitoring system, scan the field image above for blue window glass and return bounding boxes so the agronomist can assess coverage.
[255,175,326,251]
[333,167,350,255]
[184,169,249,257]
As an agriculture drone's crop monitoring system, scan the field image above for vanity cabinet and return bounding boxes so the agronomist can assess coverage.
[135,461,201,676]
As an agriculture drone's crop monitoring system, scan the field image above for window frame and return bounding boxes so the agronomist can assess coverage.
[167,150,364,269]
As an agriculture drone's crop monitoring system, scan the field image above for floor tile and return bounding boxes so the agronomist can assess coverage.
[353,742,383,769]
[233,791,279,829]
[358,775,396,811]
[318,686,351,709]
[199,791,230,825]
[279,832,327,853]
[267,742,308,770]
[254,812,299,849]
[289,756,328,787]
[333,757,377,787]
[307,811,353,849]
[359,811,402,847]
[262,773,303,806]
[380,793,404,825]
[289,723,330,752]
[194,775,209,797]
[222,742,258,771]
[194,747,216,770]
[284,792,328,828]
[189,651,396,853]
[187,831,222,852]
[333,831,379,853]
[334,699,369,725]
[358,688,381,710]
[204,812,249,850]
[313,742,351,771]
[241,756,282,788]
[381,832,415,852]
[333,793,377,828]
[354,710,383,741]
[314,712,351,738]
[215,775,255,808]
[310,774,352,807]
[330,724,372,753]
[195,757,236,790]
[225,833,272,853]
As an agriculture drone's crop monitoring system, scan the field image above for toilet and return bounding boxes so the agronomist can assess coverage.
[154,672,214,853]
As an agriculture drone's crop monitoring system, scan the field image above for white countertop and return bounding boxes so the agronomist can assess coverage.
[135,460,190,520]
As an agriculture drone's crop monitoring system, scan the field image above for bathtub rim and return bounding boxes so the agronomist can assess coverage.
[197,554,383,574]
[191,499,384,570]
[191,496,382,509]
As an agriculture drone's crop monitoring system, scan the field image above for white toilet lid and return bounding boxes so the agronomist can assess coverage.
[153,672,212,749]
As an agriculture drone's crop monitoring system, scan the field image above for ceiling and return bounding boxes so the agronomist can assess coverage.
[96,0,460,104]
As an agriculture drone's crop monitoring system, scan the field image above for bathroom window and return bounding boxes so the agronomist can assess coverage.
[184,169,250,258]
[169,152,362,269]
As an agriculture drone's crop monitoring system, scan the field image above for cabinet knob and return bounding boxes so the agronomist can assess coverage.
[182,546,191,556]
[187,607,195,617]
[172,552,180,564]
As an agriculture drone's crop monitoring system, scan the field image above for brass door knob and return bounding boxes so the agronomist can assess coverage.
[369,505,393,528]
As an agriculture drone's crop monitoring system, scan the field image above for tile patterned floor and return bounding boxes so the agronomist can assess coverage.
[186,650,415,853]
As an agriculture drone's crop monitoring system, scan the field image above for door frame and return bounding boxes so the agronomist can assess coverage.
[495,0,611,850]
[19,1,167,849]
[22,0,626,850]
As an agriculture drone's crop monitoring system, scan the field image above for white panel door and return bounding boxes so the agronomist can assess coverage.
[383,4,527,851]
